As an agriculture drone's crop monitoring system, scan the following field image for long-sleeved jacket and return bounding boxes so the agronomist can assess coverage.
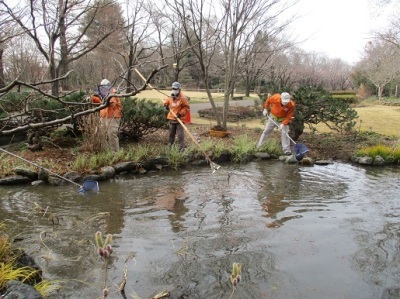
[91,89,122,119]
[163,93,190,122]
[264,93,295,125]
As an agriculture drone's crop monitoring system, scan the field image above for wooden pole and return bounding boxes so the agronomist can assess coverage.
[134,68,220,173]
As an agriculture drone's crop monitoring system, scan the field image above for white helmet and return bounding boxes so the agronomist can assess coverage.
[281,92,291,104]
[100,79,111,86]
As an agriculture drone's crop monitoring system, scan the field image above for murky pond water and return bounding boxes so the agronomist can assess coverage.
[1,162,400,299]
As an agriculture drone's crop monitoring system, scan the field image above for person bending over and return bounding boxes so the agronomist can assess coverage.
[257,92,295,155]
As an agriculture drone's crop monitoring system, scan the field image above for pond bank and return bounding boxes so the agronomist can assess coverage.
[0,146,398,188]
[1,124,399,187]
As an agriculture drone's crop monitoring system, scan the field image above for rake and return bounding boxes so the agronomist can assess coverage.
[134,68,220,173]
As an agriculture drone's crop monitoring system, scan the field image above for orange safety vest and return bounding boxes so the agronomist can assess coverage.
[164,93,190,122]
[264,93,295,125]
[91,92,122,119]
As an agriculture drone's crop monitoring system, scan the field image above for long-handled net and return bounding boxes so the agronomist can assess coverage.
[266,115,309,161]
[0,147,99,192]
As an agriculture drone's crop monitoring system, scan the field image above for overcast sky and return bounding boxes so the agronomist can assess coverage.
[287,0,394,64]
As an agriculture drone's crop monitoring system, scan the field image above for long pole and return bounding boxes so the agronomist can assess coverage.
[0,147,82,188]
[266,114,297,145]
[134,68,220,173]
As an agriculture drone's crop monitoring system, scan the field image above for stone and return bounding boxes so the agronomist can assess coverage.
[64,171,81,182]
[300,157,314,166]
[0,175,32,185]
[47,175,66,186]
[101,166,115,179]
[82,174,107,182]
[37,169,49,181]
[4,280,43,299]
[315,160,334,166]
[114,161,137,173]
[254,152,271,159]
[372,155,385,166]
[286,155,298,163]
[357,156,373,165]
[13,167,38,181]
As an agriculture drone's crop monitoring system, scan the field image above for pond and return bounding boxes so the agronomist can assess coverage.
[1,161,400,299]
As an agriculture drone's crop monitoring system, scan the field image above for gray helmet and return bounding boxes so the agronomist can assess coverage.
[171,82,181,89]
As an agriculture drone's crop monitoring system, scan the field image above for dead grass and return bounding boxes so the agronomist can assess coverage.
[191,104,400,138]
[353,105,400,137]
[301,105,400,138]
[134,89,258,103]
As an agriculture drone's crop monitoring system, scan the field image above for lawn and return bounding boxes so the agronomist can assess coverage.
[354,105,400,137]
[192,104,400,138]
[301,105,400,138]
[134,89,258,103]
[135,89,400,138]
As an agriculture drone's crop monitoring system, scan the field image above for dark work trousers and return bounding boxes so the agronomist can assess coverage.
[169,120,185,149]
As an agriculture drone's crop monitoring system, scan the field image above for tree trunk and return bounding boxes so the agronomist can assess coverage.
[49,59,59,96]
[377,85,383,100]
[0,47,5,88]
[126,45,134,93]
[59,14,69,92]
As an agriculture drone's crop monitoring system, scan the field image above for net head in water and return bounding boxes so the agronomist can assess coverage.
[78,180,99,193]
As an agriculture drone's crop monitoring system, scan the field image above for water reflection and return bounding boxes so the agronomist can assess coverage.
[252,162,302,227]
[1,163,400,298]
[154,184,189,232]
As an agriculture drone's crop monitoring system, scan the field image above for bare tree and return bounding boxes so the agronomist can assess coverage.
[0,0,123,95]
[80,0,127,86]
[218,0,295,129]
[242,30,290,96]
[323,58,353,90]
[0,7,24,88]
[166,0,224,126]
[356,40,400,99]
[3,36,47,83]
[374,19,400,49]
[119,0,155,92]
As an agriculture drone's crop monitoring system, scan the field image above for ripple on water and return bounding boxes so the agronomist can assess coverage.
[1,162,400,298]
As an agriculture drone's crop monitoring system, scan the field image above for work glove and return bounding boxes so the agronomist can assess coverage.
[175,113,181,119]
[262,109,269,116]
[278,124,284,131]
[165,106,170,111]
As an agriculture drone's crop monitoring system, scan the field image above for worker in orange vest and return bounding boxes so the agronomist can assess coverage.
[91,79,122,152]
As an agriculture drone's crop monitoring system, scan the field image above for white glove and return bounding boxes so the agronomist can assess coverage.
[278,124,284,131]
[262,109,268,116]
